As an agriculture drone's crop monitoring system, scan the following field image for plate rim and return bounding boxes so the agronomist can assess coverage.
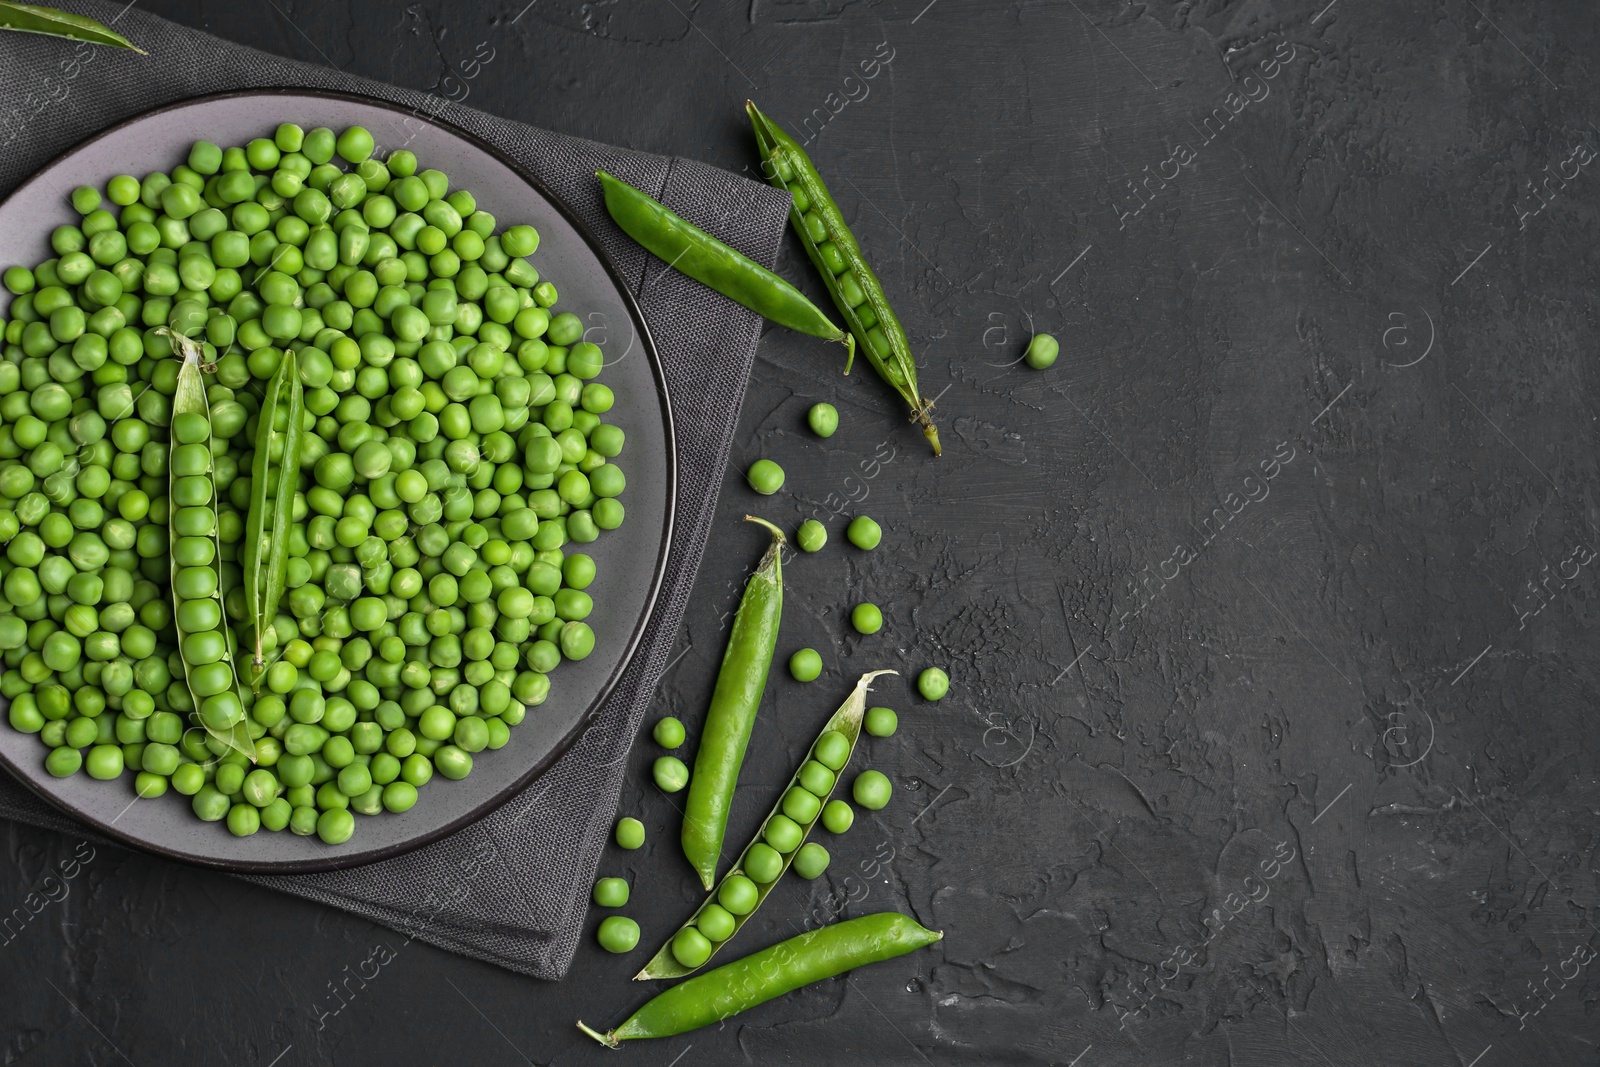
[0,86,677,874]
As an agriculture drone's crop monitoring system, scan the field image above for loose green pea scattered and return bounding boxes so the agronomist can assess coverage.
[852,769,892,810]
[792,842,830,879]
[864,706,898,737]
[820,799,854,834]
[917,667,950,701]
[597,915,640,954]
[593,877,630,908]
[652,716,685,749]
[795,519,827,553]
[653,756,689,793]
[615,817,646,850]
[851,603,883,635]
[745,458,785,495]
[846,515,882,550]
[788,648,822,682]
[1024,332,1059,369]
[806,402,838,437]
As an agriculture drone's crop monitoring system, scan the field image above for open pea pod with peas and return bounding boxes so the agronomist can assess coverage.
[639,669,895,981]
[164,330,256,763]
[747,102,941,456]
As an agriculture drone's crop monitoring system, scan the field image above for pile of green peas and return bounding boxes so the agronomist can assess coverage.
[0,123,629,844]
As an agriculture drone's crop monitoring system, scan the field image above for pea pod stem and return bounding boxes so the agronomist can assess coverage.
[163,330,255,764]
[581,912,942,1046]
[640,669,896,981]
[241,349,303,679]
[681,516,786,890]
[746,101,942,456]
[595,169,853,361]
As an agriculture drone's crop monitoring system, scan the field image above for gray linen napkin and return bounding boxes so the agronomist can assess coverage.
[0,1,790,979]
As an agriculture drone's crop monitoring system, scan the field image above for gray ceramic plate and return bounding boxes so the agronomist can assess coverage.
[0,90,674,873]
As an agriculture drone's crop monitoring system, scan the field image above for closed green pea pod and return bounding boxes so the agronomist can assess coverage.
[583,913,942,1046]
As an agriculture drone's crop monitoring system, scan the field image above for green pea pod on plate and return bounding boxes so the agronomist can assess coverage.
[640,669,895,980]
[581,912,942,1046]
[240,349,303,681]
[747,101,942,456]
[0,2,146,51]
[595,169,853,358]
[164,330,255,763]
[681,516,785,890]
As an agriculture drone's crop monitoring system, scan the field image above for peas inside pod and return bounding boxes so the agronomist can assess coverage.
[0,124,632,845]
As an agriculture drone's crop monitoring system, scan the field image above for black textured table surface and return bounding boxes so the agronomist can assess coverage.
[4,2,1598,1064]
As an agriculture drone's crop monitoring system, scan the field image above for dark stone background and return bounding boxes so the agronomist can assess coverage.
[3,1,1597,1064]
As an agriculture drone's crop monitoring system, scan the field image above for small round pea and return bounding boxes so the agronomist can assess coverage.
[718,874,759,916]
[813,730,850,771]
[796,519,827,553]
[671,926,712,968]
[696,903,736,942]
[807,402,839,437]
[746,459,785,495]
[316,808,355,845]
[652,755,689,793]
[597,915,640,954]
[593,877,630,908]
[798,760,835,797]
[762,814,804,853]
[853,769,893,810]
[792,842,830,879]
[851,602,883,635]
[821,799,854,834]
[615,816,646,849]
[652,716,685,749]
[917,667,950,701]
[865,706,899,737]
[1025,331,1060,369]
[789,647,822,682]
[846,515,882,550]
[743,842,784,884]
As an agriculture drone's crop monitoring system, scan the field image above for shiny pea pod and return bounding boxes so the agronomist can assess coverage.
[595,170,853,357]
[747,102,942,456]
[583,912,941,1046]
[681,516,786,891]
[165,331,255,763]
[241,348,303,679]
[639,669,894,981]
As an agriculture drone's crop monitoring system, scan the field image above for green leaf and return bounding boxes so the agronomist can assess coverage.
[0,2,146,53]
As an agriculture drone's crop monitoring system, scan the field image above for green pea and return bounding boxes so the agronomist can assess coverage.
[598,915,640,954]
[813,730,850,771]
[796,519,827,552]
[788,647,822,682]
[652,755,688,793]
[316,808,355,844]
[846,515,882,549]
[792,842,831,879]
[745,458,784,495]
[652,716,685,749]
[807,402,839,437]
[852,769,893,810]
[717,874,759,916]
[1025,332,1060,369]
[615,816,646,849]
[850,602,884,635]
[592,877,630,908]
[743,842,784,884]
[798,760,836,797]
[917,667,950,701]
[671,926,712,967]
[865,706,898,737]
[821,799,854,834]
[781,786,821,824]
